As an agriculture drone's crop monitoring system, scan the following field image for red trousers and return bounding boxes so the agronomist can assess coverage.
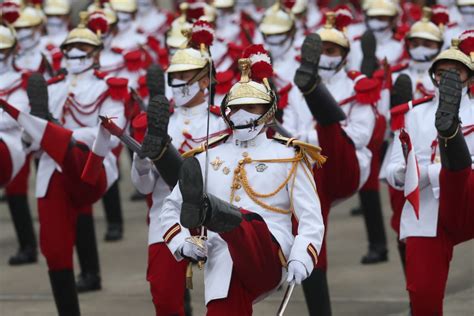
[406,168,474,316]
[314,123,361,271]
[439,167,474,243]
[6,155,31,195]
[206,210,283,316]
[146,242,188,316]
[0,140,13,187]
[389,186,405,235]
[38,145,107,271]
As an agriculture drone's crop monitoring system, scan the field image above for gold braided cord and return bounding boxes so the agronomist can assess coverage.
[230,152,306,215]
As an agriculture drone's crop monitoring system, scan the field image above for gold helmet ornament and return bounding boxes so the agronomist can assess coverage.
[259,2,295,35]
[429,38,474,84]
[13,5,44,28]
[221,45,277,129]
[110,0,137,13]
[87,1,118,26]
[366,0,399,17]
[212,0,235,10]
[317,12,350,49]
[44,0,71,16]
[407,7,443,43]
[166,3,192,49]
[60,11,102,50]
[167,19,215,86]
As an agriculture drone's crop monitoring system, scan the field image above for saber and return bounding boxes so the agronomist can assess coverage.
[276,282,296,316]
[267,120,293,138]
[99,115,144,158]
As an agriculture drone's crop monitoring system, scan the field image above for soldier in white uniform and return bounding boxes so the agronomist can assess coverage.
[0,15,127,315]
[290,16,383,314]
[130,24,227,316]
[159,56,325,316]
[0,21,38,266]
[385,40,474,315]
[42,0,71,49]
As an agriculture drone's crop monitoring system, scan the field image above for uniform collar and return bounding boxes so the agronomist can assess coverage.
[178,101,209,117]
[322,68,346,85]
[231,131,268,148]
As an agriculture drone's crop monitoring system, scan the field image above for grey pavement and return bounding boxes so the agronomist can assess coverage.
[1,157,473,315]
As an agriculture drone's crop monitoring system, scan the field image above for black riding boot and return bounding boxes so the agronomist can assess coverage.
[302,268,332,316]
[49,269,81,316]
[7,194,37,265]
[75,214,102,293]
[178,157,242,232]
[102,181,124,241]
[360,190,388,264]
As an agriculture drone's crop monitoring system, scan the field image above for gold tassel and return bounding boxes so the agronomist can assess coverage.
[186,262,193,289]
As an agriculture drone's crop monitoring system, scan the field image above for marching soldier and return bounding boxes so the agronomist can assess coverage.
[158,51,325,316]
[131,20,227,315]
[0,17,38,266]
[385,39,473,315]
[0,13,127,315]
[42,0,71,48]
[290,15,386,314]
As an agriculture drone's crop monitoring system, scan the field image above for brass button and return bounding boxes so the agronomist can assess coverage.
[242,152,249,157]
[236,184,241,189]
[223,167,230,175]
[235,196,241,202]
[184,119,190,125]
[182,129,189,134]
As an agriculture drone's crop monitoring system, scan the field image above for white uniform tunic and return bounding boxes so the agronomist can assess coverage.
[386,92,474,240]
[282,68,375,190]
[34,70,126,198]
[130,101,227,245]
[0,71,29,180]
[158,133,324,304]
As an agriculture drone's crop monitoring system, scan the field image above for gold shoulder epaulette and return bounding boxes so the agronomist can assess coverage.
[181,133,231,158]
[272,134,327,168]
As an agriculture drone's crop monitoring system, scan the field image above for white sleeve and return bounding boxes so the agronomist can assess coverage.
[341,104,376,149]
[159,184,191,261]
[288,159,325,273]
[131,153,158,195]
[385,130,406,190]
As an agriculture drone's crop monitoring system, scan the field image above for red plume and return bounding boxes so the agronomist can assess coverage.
[283,0,296,10]
[1,1,20,25]
[191,20,214,48]
[431,5,450,26]
[334,5,353,31]
[87,11,109,35]
[459,30,474,56]
[186,3,205,22]
[242,44,273,83]
[29,0,43,6]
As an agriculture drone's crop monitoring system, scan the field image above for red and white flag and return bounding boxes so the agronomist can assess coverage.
[399,129,420,219]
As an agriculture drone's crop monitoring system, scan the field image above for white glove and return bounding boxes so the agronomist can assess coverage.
[286,260,309,285]
[180,239,208,263]
[133,154,152,176]
[394,165,406,186]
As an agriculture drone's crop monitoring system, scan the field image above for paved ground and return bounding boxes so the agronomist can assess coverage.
[0,157,473,315]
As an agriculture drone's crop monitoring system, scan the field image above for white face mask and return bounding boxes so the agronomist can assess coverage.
[216,11,234,28]
[266,36,293,60]
[460,6,474,25]
[117,12,133,32]
[16,28,40,50]
[230,109,265,141]
[65,48,94,74]
[367,18,390,32]
[409,46,439,62]
[46,16,68,36]
[318,54,343,81]
[171,79,201,107]
[137,0,154,14]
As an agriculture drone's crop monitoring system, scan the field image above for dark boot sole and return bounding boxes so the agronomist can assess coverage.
[294,33,322,91]
[360,30,377,77]
[436,70,463,136]
[141,95,170,159]
[391,74,413,108]
[179,157,205,229]
[146,64,165,98]
[27,73,51,120]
